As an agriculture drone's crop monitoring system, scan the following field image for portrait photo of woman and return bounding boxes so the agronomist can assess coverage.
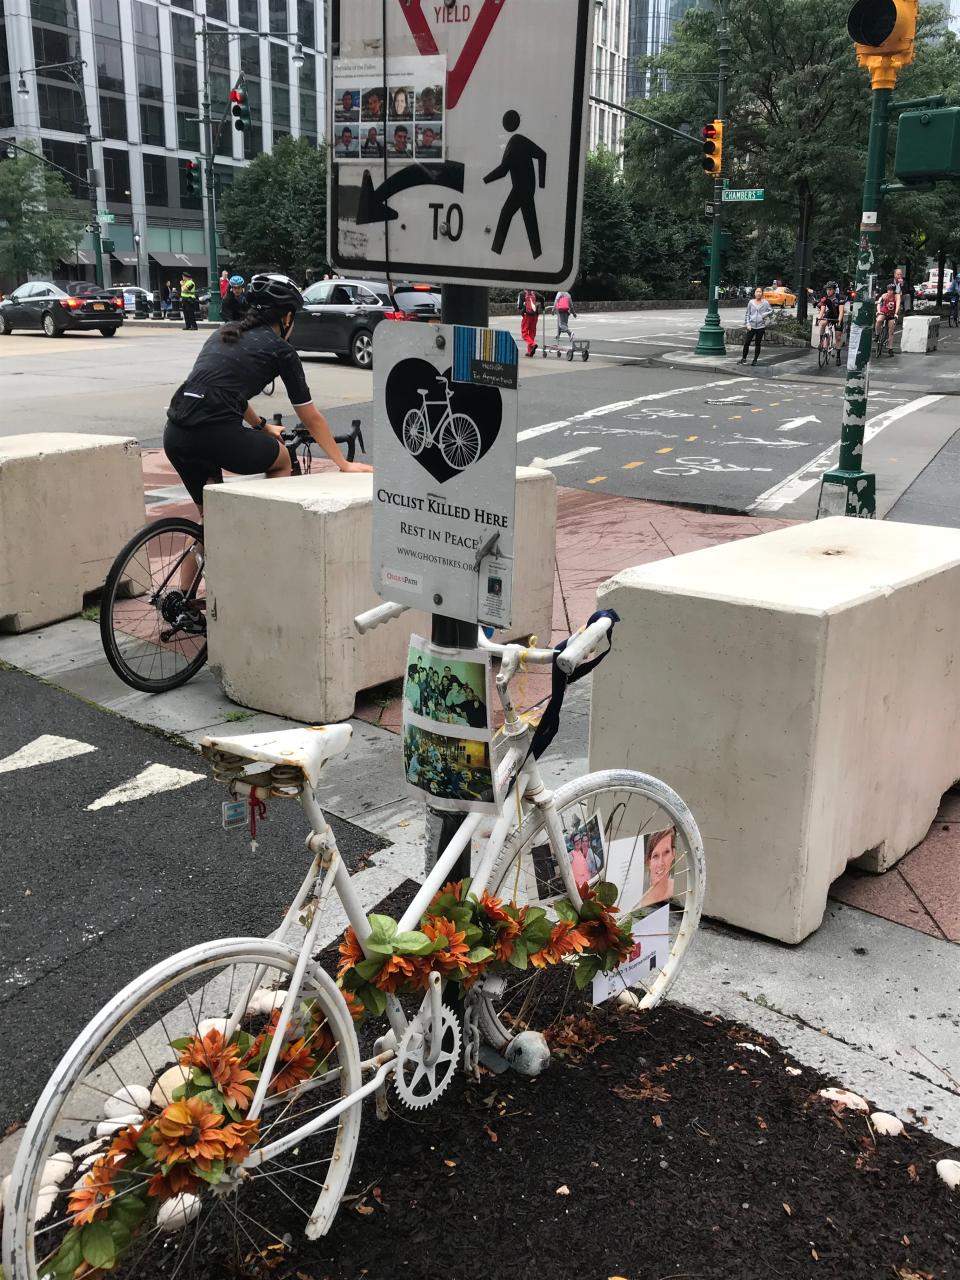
[640,827,676,907]
[389,85,414,120]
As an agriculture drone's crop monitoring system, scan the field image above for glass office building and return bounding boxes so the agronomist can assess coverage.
[0,0,323,290]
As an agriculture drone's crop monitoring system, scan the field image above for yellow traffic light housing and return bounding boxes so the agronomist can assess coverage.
[701,120,723,177]
[847,0,918,89]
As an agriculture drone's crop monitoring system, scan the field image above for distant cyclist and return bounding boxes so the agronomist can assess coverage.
[164,273,371,519]
[220,274,248,323]
[946,275,959,326]
[816,281,845,365]
[875,282,898,356]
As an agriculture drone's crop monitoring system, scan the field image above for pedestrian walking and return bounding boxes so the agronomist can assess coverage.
[517,287,541,357]
[180,272,198,330]
[553,288,576,342]
[219,269,229,300]
[161,279,172,319]
[739,287,773,365]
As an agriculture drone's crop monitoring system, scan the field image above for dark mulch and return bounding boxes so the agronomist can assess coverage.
[286,1001,959,1280]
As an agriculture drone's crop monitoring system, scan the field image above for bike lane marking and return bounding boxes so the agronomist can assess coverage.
[85,762,205,811]
[517,378,742,443]
[0,734,97,774]
[749,395,945,513]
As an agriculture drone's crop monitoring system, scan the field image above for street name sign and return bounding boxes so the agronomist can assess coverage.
[371,323,520,627]
[721,188,765,202]
[97,210,116,223]
[328,0,593,289]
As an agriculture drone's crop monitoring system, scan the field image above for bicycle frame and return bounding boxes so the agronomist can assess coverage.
[413,389,454,441]
[221,641,583,1171]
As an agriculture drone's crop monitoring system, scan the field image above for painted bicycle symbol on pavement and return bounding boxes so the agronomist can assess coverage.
[654,456,774,478]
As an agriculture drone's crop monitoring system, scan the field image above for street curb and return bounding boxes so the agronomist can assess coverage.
[126,319,219,330]
[652,349,957,395]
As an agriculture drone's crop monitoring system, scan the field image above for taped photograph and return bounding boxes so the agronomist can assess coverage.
[404,641,489,731]
[403,725,495,805]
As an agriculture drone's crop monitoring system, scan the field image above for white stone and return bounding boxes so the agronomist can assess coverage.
[590,517,960,941]
[785,1067,803,1077]
[870,1111,905,1136]
[96,1114,143,1137]
[736,1042,770,1057]
[34,1188,58,1223]
[901,315,940,353]
[505,1030,551,1077]
[204,469,556,722]
[197,1016,229,1039]
[0,1174,10,1212]
[246,987,287,1017]
[151,1063,191,1109]
[936,1158,960,1189]
[818,1088,869,1111]
[40,1153,73,1186]
[157,1192,201,1231]
[0,434,144,633]
[73,1138,106,1160]
[103,1084,151,1118]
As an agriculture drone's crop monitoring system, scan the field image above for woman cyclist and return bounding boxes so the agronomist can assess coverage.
[164,272,371,517]
[220,274,249,323]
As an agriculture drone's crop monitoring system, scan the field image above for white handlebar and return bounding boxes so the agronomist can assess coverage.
[354,601,409,634]
[556,616,613,676]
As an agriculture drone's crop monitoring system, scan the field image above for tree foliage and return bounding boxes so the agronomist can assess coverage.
[0,147,85,281]
[220,136,327,279]
[618,0,960,302]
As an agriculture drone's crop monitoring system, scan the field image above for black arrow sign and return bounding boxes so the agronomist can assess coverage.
[355,161,466,224]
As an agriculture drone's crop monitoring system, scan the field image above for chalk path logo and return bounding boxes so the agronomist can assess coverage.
[385,359,502,484]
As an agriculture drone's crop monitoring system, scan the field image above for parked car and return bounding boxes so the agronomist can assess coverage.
[120,286,153,315]
[290,278,441,368]
[763,284,797,308]
[0,281,124,337]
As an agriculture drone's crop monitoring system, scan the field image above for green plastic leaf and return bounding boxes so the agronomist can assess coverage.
[136,1136,158,1160]
[462,924,484,945]
[168,1036,192,1051]
[508,939,528,969]
[603,949,622,971]
[195,1087,225,1113]
[107,1217,132,1253]
[172,1082,187,1101]
[362,939,394,957]
[467,946,494,964]
[522,918,552,950]
[554,900,578,924]
[359,983,387,1016]
[81,1221,116,1270]
[190,1070,213,1088]
[366,913,398,941]
[595,880,619,906]
[392,930,435,956]
[49,1228,83,1279]
[578,899,602,921]
[111,1192,148,1226]
[194,1157,225,1186]
[524,907,547,925]
[355,956,387,981]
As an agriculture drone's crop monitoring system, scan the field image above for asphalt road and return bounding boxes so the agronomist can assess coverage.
[3,308,957,520]
[0,666,383,1131]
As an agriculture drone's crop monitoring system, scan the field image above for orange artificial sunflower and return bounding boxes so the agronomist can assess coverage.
[68,1156,117,1226]
[427,880,465,912]
[337,927,365,979]
[146,1163,201,1201]
[219,1116,260,1163]
[153,1096,227,1168]
[422,915,471,977]
[268,1036,317,1095]
[340,986,365,1022]
[480,891,523,964]
[179,1030,258,1112]
[107,1119,149,1163]
[373,950,426,993]
[529,918,589,969]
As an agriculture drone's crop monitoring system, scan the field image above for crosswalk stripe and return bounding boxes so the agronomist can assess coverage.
[86,763,205,811]
[0,735,97,775]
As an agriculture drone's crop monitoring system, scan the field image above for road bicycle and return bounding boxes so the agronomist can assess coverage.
[948,297,959,329]
[874,316,896,358]
[98,418,365,695]
[401,376,482,470]
[3,606,705,1280]
[817,320,841,369]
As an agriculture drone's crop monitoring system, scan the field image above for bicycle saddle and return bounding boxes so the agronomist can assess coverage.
[200,724,352,790]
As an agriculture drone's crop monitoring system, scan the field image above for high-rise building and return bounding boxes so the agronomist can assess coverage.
[589,0,631,156]
[627,0,705,100]
[0,0,323,291]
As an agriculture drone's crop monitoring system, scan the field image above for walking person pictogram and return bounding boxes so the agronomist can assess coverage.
[483,110,546,259]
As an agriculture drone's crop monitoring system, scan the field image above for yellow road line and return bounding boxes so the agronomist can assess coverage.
[685,435,698,442]
[622,460,644,469]
[587,476,606,485]
[656,447,673,455]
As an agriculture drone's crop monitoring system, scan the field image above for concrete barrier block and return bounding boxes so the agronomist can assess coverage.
[204,468,555,723]
[0,434,143,633]
[901,315,939,352]
[589,517,960,943]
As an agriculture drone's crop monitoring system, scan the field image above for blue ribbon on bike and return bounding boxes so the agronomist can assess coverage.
[508,608,620,792]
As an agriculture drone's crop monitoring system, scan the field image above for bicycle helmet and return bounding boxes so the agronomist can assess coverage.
[229,274,245,286]
[824,281,838,290]
[247,273,304,313]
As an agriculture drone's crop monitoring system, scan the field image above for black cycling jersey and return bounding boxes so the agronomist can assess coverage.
[176,323,312,418]
[220,291,249,324]
[819,294,843,320]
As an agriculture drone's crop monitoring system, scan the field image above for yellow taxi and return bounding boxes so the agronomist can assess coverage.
[763,284,797,308]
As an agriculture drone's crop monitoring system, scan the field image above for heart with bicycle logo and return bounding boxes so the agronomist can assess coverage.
[385,359,502,485]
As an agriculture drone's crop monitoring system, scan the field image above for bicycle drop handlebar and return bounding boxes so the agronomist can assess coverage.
[276,414,366,463]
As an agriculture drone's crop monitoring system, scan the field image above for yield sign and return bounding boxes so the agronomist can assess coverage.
[399,0,507,109]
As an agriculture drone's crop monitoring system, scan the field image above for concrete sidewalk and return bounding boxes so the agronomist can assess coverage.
[2,482,958,1147]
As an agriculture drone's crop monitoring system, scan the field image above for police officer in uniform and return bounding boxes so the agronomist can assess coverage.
[180,271,198,330]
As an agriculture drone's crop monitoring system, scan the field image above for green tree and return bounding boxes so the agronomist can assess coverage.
[576,148,642,297]
[0,147,85,281]
[624,0,957,314]
[220,136,327,279]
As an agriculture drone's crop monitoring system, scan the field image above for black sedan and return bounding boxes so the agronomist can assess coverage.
[290,278,440,368]
[0,281,125,337]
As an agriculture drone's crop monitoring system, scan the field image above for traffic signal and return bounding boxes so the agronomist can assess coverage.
[184,158,200,197]
[231,85,251,132]
[847,0,918,88]
[701,120,724,177]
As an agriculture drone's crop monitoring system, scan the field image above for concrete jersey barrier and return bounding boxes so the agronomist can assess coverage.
[203,468,556,723]
[589,516,960,943]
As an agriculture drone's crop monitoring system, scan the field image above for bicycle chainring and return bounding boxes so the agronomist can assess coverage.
[394,1005,461,1110]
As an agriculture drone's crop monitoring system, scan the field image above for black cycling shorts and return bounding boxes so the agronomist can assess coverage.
[164,409,282,508]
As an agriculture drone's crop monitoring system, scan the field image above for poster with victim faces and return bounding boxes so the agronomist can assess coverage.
[332,55,446,162]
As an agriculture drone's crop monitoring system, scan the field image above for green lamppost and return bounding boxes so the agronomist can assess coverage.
[694,0,729,356]
[817,0,918,518]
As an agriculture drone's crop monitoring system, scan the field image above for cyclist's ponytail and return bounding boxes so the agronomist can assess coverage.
[220,309,274,345]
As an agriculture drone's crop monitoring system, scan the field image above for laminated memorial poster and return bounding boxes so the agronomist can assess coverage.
[402,636,500,814]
